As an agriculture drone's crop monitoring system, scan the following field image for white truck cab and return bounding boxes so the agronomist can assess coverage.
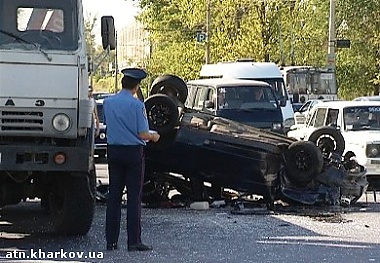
[0,0,115,235]
[200,61,294,131]
[288,100,380,185]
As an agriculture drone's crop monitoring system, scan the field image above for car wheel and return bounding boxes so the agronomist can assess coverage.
[150,74,188,104]
[285,141,324,187]
[145,94,179,135]
[308,127,345,156]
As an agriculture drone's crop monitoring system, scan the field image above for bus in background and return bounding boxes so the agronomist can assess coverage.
[200,61,295,131]
[280,66,338,103]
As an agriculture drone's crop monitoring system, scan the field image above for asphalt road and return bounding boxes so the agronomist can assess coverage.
[1,161,380,263]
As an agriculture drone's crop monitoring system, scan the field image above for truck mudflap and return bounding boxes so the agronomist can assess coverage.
[0,145,90,172]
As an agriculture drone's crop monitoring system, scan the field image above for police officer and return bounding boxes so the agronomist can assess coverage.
[104,68,160,251]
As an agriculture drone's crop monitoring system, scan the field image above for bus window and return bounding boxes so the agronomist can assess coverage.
[281,66,337,101]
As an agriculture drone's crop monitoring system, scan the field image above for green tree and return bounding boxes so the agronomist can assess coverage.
[134,0,380,99]
[336,0,380,98]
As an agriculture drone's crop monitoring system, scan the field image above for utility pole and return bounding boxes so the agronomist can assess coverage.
[327,0,336,71]
[114,31,118,93]
[205,0,211,64]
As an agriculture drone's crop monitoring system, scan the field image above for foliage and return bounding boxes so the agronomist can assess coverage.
[336,0,380,97]
[132,0,380,99]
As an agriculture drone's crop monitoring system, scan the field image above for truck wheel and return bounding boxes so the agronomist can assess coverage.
[49,174,94,236]
[89,166,97,198]
[285,141,324,187]
[145,94,179,135]
[308,127,345,156]
[150,74,188,104]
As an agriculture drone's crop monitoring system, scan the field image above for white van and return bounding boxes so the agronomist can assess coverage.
[200,61,294,131]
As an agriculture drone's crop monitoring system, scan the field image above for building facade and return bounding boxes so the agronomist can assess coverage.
[117,19,150,69]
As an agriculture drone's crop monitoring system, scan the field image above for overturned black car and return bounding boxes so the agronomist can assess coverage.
[138,75,367,208]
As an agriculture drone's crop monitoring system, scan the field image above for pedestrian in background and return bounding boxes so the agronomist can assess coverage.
[103,68,160,252]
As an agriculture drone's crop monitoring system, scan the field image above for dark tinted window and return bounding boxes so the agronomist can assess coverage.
[97,103,104,123]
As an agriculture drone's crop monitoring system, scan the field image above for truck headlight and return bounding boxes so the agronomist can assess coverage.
[52,114,71,132]
[272,123,283,130]
[366,145,380,157]
[284,117,295,128]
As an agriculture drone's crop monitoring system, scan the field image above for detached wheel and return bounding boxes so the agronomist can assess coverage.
[145,94,179,134]
[308,127,345,156]
[285,141,324,187]
[49,174,95,236]
[150,74,188,104]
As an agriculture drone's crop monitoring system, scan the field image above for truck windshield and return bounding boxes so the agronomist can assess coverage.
[0,0,78,51]
[217,86,279,110]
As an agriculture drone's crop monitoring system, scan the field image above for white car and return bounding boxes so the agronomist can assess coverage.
[353,95,380,102]
[288,100,380,187]
[293,99,331,125]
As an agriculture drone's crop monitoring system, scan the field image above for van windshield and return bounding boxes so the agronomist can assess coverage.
[217,86,279,110]
[0,0,79,51]
[241,77,287,102]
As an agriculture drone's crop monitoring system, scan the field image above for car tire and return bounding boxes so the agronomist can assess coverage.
[150,74,188,104]
[285,141,324,187]
[145,94,179,135]
[308,127,345,156]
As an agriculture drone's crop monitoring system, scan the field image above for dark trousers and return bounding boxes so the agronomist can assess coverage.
[105,145,145,246]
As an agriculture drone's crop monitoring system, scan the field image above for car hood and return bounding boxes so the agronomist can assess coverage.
[215,108,283,128]
[344,130,380,144]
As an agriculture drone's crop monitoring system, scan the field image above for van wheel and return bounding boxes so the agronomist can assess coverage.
[150,75,188,104]
[285,141,324,187]
[308,127,345,156]
[145,94,179,135]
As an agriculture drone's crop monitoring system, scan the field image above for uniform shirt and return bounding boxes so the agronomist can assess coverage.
[103,89,149,146]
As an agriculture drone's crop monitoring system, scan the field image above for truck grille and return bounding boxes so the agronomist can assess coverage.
[1,111,44,131]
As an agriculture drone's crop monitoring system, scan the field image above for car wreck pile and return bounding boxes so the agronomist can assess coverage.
[100,75,368,209]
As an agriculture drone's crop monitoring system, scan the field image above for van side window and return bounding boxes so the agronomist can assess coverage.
[205,88,215,110]
[326,109,339,126]
[193,87,206,110]
[312,108,327,127]
[207,88,214,102]
[185,85,197,108]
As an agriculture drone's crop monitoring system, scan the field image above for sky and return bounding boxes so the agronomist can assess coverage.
[82,0,139,43]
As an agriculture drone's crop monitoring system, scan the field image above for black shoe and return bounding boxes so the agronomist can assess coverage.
[106,243,118,251]
[128,243,153,252]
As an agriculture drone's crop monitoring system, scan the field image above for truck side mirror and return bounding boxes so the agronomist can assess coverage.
[101,16,116,50]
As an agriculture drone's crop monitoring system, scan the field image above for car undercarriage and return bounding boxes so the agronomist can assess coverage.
[97,75,368,209]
